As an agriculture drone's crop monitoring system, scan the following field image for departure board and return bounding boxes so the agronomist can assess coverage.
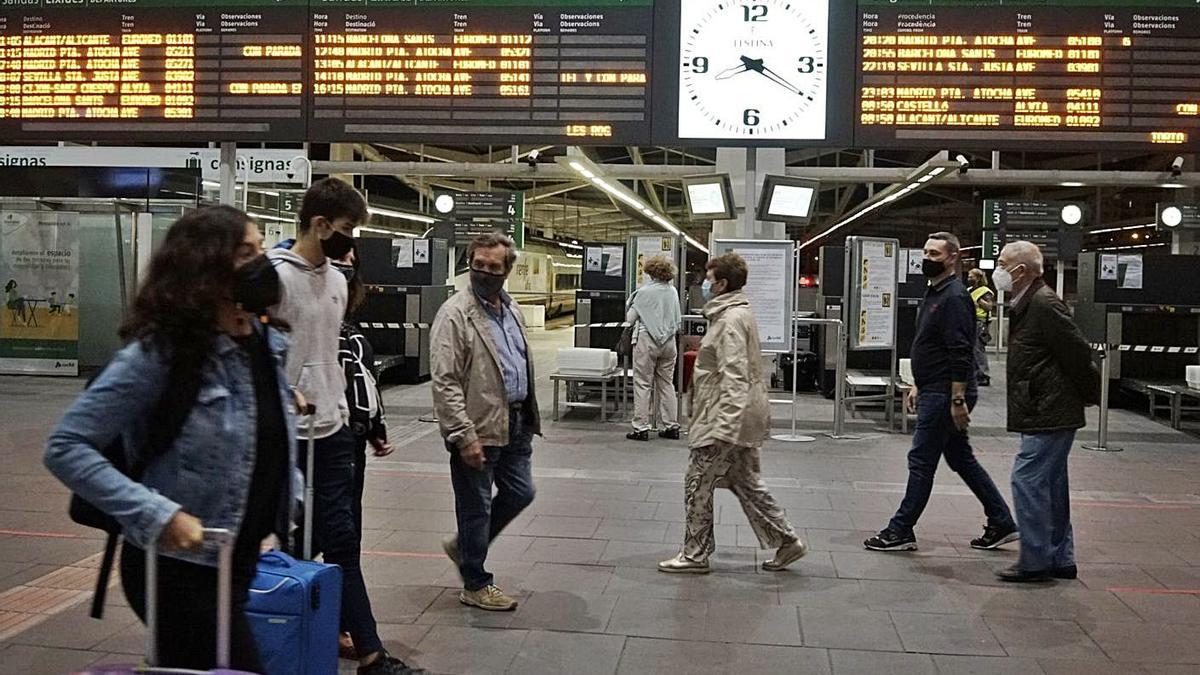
[0,0,307,141]
[855,1,1200,149]
[308,0,654,144]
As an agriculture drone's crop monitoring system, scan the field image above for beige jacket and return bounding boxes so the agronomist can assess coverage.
[688,291,771,450]
[431,290,541,451]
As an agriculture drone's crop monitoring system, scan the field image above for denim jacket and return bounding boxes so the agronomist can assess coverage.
[44,325,299,567]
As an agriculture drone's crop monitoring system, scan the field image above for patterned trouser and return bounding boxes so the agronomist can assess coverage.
[681,442,797,561]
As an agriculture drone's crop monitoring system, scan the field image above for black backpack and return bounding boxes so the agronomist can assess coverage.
[67,359,202,618]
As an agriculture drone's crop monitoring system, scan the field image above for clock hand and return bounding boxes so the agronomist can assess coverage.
[715,56,762,80]
[757,63,804,96]
[714,63,749,80]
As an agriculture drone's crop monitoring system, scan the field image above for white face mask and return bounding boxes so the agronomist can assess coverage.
[993,266,1016,293]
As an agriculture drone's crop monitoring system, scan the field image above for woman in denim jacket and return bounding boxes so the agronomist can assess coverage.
[44,206,298,672]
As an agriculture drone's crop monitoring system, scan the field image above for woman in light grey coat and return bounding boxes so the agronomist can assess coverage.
[625,256,682,441]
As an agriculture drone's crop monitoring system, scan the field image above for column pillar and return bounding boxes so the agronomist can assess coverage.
[711,147,786,244]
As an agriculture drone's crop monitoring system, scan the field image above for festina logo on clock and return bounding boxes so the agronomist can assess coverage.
[678,0,829,140]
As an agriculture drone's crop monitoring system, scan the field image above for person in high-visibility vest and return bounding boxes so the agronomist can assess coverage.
[968,268,996,386]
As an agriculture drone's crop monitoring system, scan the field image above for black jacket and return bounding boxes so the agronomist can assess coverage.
[911,275,976,392]
[1006,279,1101,433]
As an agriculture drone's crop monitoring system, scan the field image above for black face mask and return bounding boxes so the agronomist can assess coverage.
[321,229,355,260]
[470,269,506,299]
[921,259,946,279]
[331,262,356,282]
[234,255,281,315]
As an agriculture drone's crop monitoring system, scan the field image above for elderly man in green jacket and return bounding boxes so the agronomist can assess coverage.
[994,241,1100,583]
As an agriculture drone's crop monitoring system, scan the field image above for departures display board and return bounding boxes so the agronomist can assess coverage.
[0,0,308,141]
[855,0,1200,150]
[307,0,654,144]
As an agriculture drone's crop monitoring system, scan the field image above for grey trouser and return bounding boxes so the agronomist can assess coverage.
[632,336,679,432]
[681,443,797,561]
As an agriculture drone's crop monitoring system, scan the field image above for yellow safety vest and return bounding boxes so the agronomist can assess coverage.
[970,286,993,321]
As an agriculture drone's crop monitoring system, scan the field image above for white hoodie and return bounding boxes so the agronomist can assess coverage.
[268,247,350,440]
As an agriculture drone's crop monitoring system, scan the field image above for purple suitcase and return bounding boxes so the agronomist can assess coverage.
[75,528,257,675]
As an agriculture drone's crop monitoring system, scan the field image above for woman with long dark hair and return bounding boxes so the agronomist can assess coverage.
[45,205,296,672]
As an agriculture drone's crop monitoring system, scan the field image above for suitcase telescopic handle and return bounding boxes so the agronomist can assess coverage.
[145,527,235,669]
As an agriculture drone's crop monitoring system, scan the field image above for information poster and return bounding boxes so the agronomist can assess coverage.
[848,236,899,350]
[603,245,624,277]
[413,239,430,265]
[0,211,80,376]
[393,239,414,268]
[1117,254,1143,290]
[1099,254,1119,281]
[905,249,923,277]
[712,240,794,353]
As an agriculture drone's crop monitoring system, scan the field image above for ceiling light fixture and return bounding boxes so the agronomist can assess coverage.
[799,154,958,251]
[368,206,438,224]
[560,154,708,254]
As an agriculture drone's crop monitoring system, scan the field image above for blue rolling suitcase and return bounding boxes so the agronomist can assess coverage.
[246,404,342,675]
[246,551,342,675]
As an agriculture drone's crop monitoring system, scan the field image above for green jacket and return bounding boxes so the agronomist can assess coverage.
[1006,280,1101,433]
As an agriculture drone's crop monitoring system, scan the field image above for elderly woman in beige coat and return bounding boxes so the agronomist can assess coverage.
[659,253,807,574]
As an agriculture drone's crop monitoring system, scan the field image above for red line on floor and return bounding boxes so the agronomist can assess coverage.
[0,528,80,539]
[1074,502,1193,510]
[1107,587,1200,596]
[362,550,446,559]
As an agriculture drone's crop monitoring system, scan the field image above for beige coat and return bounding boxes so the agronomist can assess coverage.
[431,290,541,451]
[688,291,771,450]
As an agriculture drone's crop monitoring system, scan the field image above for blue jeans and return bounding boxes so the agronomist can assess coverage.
[299,426,382,657]
[888,390,1015,536]
[1012,430,1076,571]
[448,409,536,592]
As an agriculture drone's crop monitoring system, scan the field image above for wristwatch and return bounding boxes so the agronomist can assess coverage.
[952,397,967,406]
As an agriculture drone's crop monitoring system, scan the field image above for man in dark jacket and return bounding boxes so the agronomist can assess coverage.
[993,241,1100,582]
[865,232,1018,552]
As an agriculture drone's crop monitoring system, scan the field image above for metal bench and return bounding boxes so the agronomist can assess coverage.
[1148,384,1200,430]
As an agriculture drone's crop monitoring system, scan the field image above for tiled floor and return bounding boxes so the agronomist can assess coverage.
[1,326,1198,674]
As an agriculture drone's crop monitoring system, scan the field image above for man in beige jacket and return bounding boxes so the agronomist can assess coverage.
[432,233,540,611]
[659,253,807,574]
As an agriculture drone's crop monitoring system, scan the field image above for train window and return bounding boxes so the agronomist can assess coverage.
[556,274,579,291]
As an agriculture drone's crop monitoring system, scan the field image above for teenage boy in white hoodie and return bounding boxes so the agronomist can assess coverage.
[268,178,424,675]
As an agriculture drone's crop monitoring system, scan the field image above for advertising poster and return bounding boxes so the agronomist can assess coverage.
[633,235,675,290]
[0,211,80,376]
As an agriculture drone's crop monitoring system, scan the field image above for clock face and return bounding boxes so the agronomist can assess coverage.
[678,0,829,140]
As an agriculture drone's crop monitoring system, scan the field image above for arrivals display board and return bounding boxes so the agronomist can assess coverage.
[308,0,655,144]
[0,0,308,141]
[855,0,1200,149]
